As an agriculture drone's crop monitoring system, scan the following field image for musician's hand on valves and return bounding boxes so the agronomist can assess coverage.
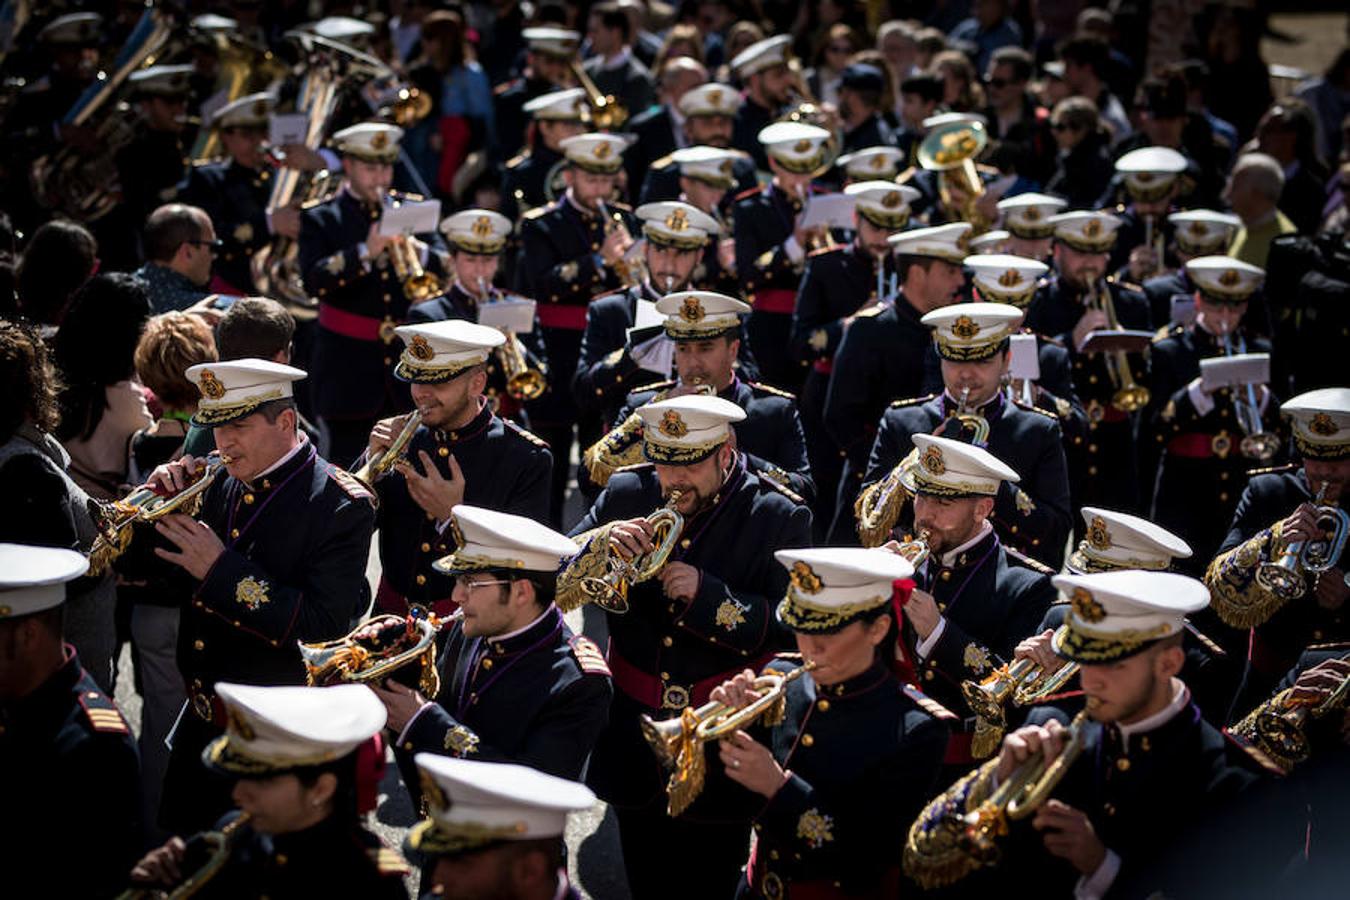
[906,588,941,639]
[271,205,302,240]
[1313,566,1349,611]
[996,719,1066,783]
[147,455,207,495]
[154,513,226,579]
[398,450,464,521]
[1127,244,1159,281]
[365,222,394,261]
[660,561,700,602]
[369,680,428,734]
[1014,629,1063,673]
[601,226,631,267]
[1034,799,1107,875]
[1277,502,1323,545]
[719,730,789,797]
[129,835,187,885]
[710,669,763,710]
[609,518,655,560]
[367,414,409,461]
[1072,308,1109,352]
[1289,657,1350,706]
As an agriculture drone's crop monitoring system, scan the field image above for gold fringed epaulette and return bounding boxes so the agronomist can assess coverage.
[1246,463,1297,477]
[1225,693,1298,776]
[750,381,796,400]
[330,467,376,506]
[889,393,938,410]
[1204,526,1290,629]
[555,527,611,613]
[855,451,915,548]
[368,846,412,877]
[504,419,550,450]
[582,413,647,486]
[1003,545,1055,574]
[903,683,956,720]
[904,758,999,889]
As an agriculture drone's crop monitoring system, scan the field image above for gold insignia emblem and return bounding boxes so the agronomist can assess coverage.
[444,725,480,756]
[1023,207,1041,222]
[665,208,689,231]
[1015,488,1034,515]
[719,159,734,174]
[808,329,829,352]
[1310,412,1338,436]
[796,809,835,849]
[1083,219,1103,239]
[197,368,227,401]
[471,215,493,238]
[559,260,579,282]
[922,445,945,475]
[409,334,435,361]
[789,561,822,594]
[1189,222,1208,237]
[956,230,972,253]
[419,768,449,811]
[1211,430,1232,459]
[951,315,980,339]
[706,88,723,107]
[1088,516,1112,550]
[963,643,991,673]
[658,410,688,438]
[371,131,389,151]
[233,222,254,244]
[1070,587,1106,623]
[227,707,256,741]
[882,190,903,209]
[680,295,705,322]
[236,576,270,610]
[715,599,746,631]
[998,268,1021,288]
[593,140,612,160]
[1219,268,1241,288]
[324,253,345,276]
[870,154,886,170]
[793,139,812,154]
[252,99,267,117]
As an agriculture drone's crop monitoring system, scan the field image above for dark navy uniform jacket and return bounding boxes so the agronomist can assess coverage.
[1,648,140,898]
[372,403,552,615]
[732,97,777,171]
[499,144,565,223]
[623,104,678,194]
[177,158,275,294]
[116,127,186,226]
[1106,204,1176,276]
[791,244,901,371]
[638,153,758,205]
[299,189,451,421]
[515,195,637,425]
[863,391,1072,567]
[395,605,613,798]
[744,659,949,898]
[569,458,812,818]
[493,75,555,160]
[1142,265,1194,329]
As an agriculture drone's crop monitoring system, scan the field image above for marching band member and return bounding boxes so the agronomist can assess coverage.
[713,547,952,899]
[584,290,812,502]
[1106,146,1190,282]
[494,27,582,161]
[499,88,589,223]
[566,394,812,898]
[117,64,195,229]
[1140,209,1243,328]
[623,57,708,194]
[408,755,596,900]
[362,321,551,618]
[375,505,611,789]
[833,145,907,185]
[996,192,1068,263]
[859,304,1072,567]
[639,83,758,203]
[299,122,450,467]
[128,683,410,898]
[142,359,377,833]
[728,36,795,171]
[660,146,747,296]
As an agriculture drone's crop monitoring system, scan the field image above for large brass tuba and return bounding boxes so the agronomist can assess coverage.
[187,25,288,164]
[918,118,990,230]
[641,662,816,815]
[87,453,231,576]
[30,5,178,222]
[117,813,252,899]
[905,709,1090,888]
[569,59,627,130]
[556,493,684,613]
[961,656,1081,758]
[299,609,447,698]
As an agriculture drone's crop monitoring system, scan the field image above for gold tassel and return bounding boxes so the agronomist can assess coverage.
[855,460,912,548]
[1204,526,1288,629]
[666,707,706,817]
[582,413,646,486]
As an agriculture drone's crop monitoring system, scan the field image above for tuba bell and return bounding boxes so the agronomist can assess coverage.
[918,119,990,230]
[556,493,684,613]
[299,609,446,698]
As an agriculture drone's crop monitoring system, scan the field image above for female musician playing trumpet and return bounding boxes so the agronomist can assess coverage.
[711,547,950,899]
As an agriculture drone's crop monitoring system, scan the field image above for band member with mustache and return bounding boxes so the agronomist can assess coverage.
[858,304,1072,567]
[1206,388,1350,705]
[373,505,610,793]
[825,223,971,542]
[139,359,377,834]
[638,84,758,204]
[361,321,551,619]
[565,394,812,898]
[883,434,1055,771]
[729,37,797,170]
[712,548,951,899]
[584,291,812,503]
[128,683,410,898]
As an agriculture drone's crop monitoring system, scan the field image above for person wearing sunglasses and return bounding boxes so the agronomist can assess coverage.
[132,204,219,314]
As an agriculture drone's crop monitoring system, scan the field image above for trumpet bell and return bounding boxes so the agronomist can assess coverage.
[639,714,686,769]
[1239,432,1281,462]
[299,613,442,698]
[1110,384,1151,413]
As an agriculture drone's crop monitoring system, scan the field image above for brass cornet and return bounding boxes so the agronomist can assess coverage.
[479,277,546,401]
[641,662,816,815]
[385,193,444,302]
[1256,482,1350,603]
[1086,279,1150,413]
[962,656,1081,758]
[117,813,252,899]
[1254,671,1350,769]
[353,410,423,490]
[599,200,639,287]
[557,492,684,613]
[894,528,933,568]
[88,454,232,576]
[299,609,450,698]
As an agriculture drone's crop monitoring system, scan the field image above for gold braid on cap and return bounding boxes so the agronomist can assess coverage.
[641,435,726,466]
[407,817,530,854]
[777,591,888,633]
[394,354,487,384]
[193,389,286,426]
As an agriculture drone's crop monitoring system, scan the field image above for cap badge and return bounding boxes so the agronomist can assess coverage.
[1087,516,1111,550]
[1310,412,1338,436]
[680,295,705,322]
[793,139,812,154]
[789,561,822,594]
[951,315,980,339]
[658,410,688,438]
[197,368,226,401]
[371,131,389,151]
[593,141,612,160]
[1083,219,1103,239]
[665,208,689,232]
[922,445,945,475]
[1189,222,1208,236]
[252,99,267,117]
[719,159,734,174]
[956,231,972,253]
[998,269,1021,288]
[882,190,902,209]
[471,215,493,238]
[409,334,436,361]
[870,154,886,170]
[706,88,723,107]
[1023,207,1041,222]
[419,768,450,812]
[1218,268,1240,288]
[1070,587,1106,623]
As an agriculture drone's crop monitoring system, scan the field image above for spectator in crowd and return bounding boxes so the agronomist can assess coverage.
[897,71,946,161]
[585,1,658,119]
[15,220,97,328]
[1176,58,1238,161]
[1227,152,1299,268]
[932,48,985,113]
[653,22,706,71]
[877,19,920,91]
[132,204,216,314]
[914,26,948,71]
[1295,48,1350,166]
[1201,2,1272,142]
[950,0,1022,73]
[1254,99,1332,235]
[836,62,895,151]
[717,21,765,84]
[982,46,1055,187]
[807,23,863,106]
[1044,96,1115,208]
[1114,72,1227,208]
[1058,33,1132,145]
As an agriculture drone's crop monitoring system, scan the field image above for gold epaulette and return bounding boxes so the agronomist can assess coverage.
[650,153,674,169]
[750,381,796,400]
[854,304,885,318]
[330,467,376,504]
[1182,621,1227,657]
[614,461,653,475]
[191,157,220,168]
[1153,323,1184,343]
[902,683,957,720]
[1105,273,1143,292]
[504,419,550,449]
[1012,398,1058,421]
[895,165,917,184]
[807,244,842,258]
[388,190,425,202]
[1003,545,1055,574]
[889,392,938,410]
[609,200,633,212]
[1307,641,1350,652]
[641,378,677,392]
[368,847,412,877]
[758,472,806,506]
[521,204,552,220]
[300,195,330,210]
[505,151,529,168]
[1246,462,1297,477]
[570,635,611,676]
[1204,527,1288,629]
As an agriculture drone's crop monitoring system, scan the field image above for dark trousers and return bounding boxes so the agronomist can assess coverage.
[535,414,600,529]
[614,801,749,899]
[160,711,235,836]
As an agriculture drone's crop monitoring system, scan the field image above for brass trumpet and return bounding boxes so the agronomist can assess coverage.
[88,453,232,576]
[1256,482,1350,603]
[385,194,444,301]
[894,528,933,568]
[118,813,252,899]
[569,59,628,130]
[479,278,546,401]
[641,662,817,815]
[1255,672,1350,768]
[962,657,1081,758]
[558,492,684,613]
[299,608,450,698]
[598,200,638,287]
[1086,279,1150,413]
[1219,326,1279,461]
[353,410,423,489]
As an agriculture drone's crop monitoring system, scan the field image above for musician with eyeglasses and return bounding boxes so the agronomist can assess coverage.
[299,122,451,468]
[564,394,812,898]
[1205,389,1350,706]
[709,547,951,899]
[1144,258,1282,574]
[906,570,1281,898]
[360,322,552,620]
[138,360,376,834]
[128,683,410,898]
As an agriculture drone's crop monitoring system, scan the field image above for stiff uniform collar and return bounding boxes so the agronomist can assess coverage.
[484,605,563,657]
[564,190,600,221]
[938,520,995,569]
[434,398,494,445]
[341,185,381,219]
[248,437,310,491]
[812,659,893,699]
[940,389,1003,418]
[1112,677,1190,753]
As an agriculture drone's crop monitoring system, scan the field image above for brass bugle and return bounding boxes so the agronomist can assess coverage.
[118,812,252,899]
[576,491,684,613]
[1087,279,1150,413]
[963,656,1081,758]
[354,410,423,488]
[479,277,547,401]
[1256,482,1350,603]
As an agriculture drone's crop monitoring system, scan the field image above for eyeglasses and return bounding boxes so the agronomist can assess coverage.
[985,77,1012,89]
[186,239,224,253]
[459,578,511,592]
